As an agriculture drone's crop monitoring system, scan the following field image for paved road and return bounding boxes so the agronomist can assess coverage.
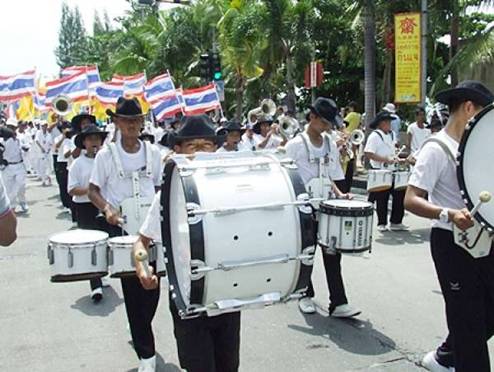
[1,177,492,371]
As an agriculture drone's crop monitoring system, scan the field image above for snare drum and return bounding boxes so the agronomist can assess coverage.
[367,169,392,192]
[318,199,373,254]
[161,152,315,318]
[108,235,167,278]
[393,171,409,191]
[48,230,109,283]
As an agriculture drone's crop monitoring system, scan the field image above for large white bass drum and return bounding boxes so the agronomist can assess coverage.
[161,152,315,319]
[456,104,494,258]
[48,230,108,282]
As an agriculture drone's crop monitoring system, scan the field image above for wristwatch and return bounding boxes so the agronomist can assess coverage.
[439,208,450,223]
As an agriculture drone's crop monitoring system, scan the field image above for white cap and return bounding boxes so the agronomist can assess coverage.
[383,103,396,114]
[6,118,18,128]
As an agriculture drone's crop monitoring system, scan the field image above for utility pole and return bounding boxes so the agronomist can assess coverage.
[421,0,427,107]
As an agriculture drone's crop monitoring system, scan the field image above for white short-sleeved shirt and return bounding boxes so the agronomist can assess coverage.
[50,126,61,154]
[241,134,257,151]
[408,130,463,231]
[254,133,282,150]
[140,191,162,242]
[35,130,53,153]
[407,122,431,153]
[68,155,95,203]
[285,133,337,184]
[89,139,162,208]
[56,136,72,163]
[364,129,396,169]
[328,132,345,181]
[2,137,23,163]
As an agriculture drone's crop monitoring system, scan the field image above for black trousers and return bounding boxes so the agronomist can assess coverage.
[305,220,348,310]
[342,159,355,194]
[368,187,405,226]
[171,305,241,372]
[97,218,161,359]
[430,228,494,372]
[56,162,72,210]
[73,202,103,290]
[52,154,58,174]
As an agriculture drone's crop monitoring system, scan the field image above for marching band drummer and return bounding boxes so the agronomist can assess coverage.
[68,125,108,303]
[253,114,287,150]
[134,115,242,372]
[216,120,246,152]
[405,81,494,372]
[88,97,162,372]
[364,112,409,232]
[285,97,361,318]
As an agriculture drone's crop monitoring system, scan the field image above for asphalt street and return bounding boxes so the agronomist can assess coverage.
[1,176,493,372]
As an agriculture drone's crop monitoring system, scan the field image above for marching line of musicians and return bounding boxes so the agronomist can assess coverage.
[1,79,494,372]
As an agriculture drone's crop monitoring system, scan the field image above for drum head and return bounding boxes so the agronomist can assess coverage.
[458,104,494,230]
[50,229,108,244]
[162,161,192,309]
[321,199,373,209]
[108,235,138,245]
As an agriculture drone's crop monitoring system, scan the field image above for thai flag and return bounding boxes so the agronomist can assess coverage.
[145,73,175,102]
[112,72,147,96]
[182,84,221,115]
[45,71,89,104]
[33,92,47,112]
[149,92,183,121]
[95,81,124,105]
[0,70,36,102]
[61,65,101,90]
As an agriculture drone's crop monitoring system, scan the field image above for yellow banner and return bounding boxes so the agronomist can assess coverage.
[395,13,421,103]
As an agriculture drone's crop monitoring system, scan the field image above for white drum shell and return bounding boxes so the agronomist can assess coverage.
[48,230,109,282]
[367,170,392,192]
[393,171,409,190]
[318,200,373,253]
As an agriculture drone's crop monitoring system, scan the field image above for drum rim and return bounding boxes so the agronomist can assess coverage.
[49,229,109,244]
[457,103,494,232]
[161,158,206,316]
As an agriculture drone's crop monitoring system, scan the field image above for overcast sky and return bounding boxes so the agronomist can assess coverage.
[0,0,132,78]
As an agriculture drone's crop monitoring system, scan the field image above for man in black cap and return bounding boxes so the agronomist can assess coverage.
[134,115,243,372]
[364,111,409,232]
[217,120,245,152]
[88,97,162,372]
[285,97,360,318]
[405,81,494,372]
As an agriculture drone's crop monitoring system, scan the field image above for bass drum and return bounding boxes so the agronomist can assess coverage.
[457,104,494,233]
[161,152,315,319]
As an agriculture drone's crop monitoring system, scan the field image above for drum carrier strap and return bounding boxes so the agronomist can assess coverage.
[109,141,154,223]
[419,137,456,164]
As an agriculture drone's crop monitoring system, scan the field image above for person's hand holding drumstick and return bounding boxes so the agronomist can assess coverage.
[133,235,159,290]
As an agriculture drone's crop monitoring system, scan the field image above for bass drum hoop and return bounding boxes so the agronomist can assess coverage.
[457,104,494,232]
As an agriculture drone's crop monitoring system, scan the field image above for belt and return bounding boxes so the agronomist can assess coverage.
[8,160,23,165]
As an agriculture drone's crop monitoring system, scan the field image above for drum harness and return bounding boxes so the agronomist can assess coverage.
[371,129,396,170]
[108,141,153,231]
[420,136,488,251]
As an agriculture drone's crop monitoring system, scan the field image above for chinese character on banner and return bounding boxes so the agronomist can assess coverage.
[400,17,418,34]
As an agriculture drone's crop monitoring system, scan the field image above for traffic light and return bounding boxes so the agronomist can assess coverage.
[199,54,211,82]
[211,51,222,81]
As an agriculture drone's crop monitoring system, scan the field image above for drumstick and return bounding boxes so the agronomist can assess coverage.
[135,248,152,278]
[470,191,492,216]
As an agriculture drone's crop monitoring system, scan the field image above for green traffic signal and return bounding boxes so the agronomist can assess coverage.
[214,71,222,80]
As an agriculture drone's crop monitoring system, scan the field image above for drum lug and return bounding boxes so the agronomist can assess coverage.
[190,259,206,280]
[47,246,54,265]
[91,247,97,266]
[297,193,312,214]
[300,246,315,265]
[187,203,203,224]
[130,250,135,268]
[68,248,74,268]
[108,249,114,266]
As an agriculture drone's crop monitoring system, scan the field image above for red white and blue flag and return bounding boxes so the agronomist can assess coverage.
[45,71,89,104]
[182,84,221,115]
[112,72,147,96]
[0,70,36,102]
[61,65,101,90]
[145,73,175,102]
[95,81,124,105]
[33,92,47,112]
[150,93,183,121]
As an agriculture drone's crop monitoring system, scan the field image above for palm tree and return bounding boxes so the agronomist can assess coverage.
[363,0,376,128]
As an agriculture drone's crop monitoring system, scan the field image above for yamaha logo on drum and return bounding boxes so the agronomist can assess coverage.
[357,220,364,246]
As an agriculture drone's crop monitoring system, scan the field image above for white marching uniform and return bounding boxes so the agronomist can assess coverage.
[1,135,27,209]
[35,129,53,183]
